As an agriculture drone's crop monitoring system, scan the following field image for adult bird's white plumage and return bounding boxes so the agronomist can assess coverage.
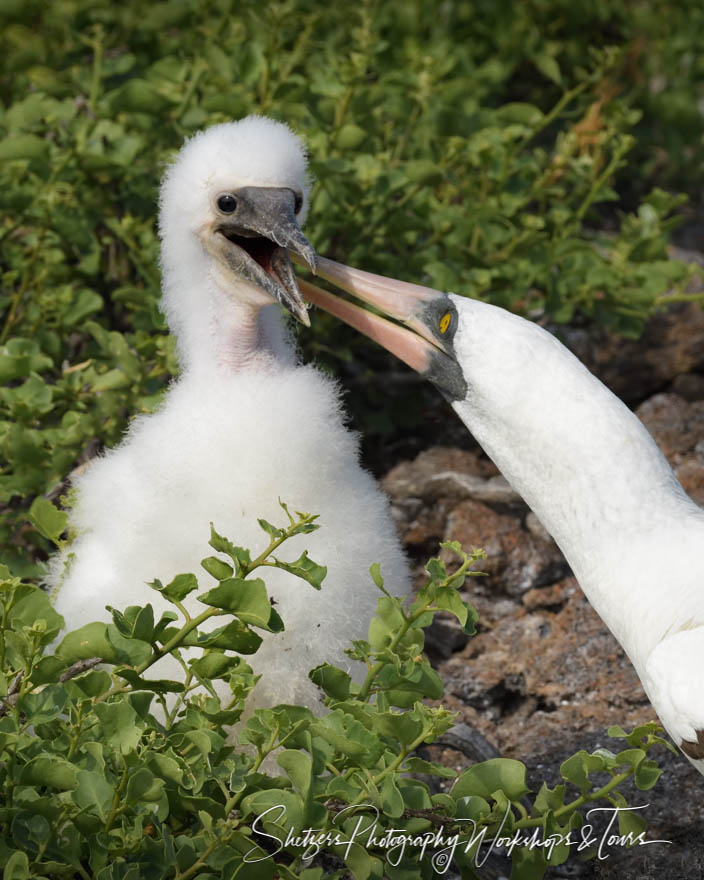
[301,257,704,775]
[49,117,409,711]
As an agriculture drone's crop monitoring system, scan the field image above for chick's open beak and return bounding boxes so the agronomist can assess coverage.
[217,186,317,326]
[296,256,467,400]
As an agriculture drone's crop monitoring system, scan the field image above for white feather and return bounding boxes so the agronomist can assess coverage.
[449,295,704,773]
[50,117,409,713]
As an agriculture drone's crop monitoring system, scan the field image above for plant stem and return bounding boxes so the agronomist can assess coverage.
[103,764,129,832]
[357,554,476,702]
[512,767,634,831]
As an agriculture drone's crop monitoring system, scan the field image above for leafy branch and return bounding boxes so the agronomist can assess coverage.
[0,505,675,879]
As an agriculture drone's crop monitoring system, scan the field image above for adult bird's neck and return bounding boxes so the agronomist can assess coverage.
[450,297,703,662]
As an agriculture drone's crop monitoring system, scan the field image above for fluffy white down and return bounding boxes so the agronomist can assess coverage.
[51,365,408,708]
[50,116,410,715]
[158,115,312,374]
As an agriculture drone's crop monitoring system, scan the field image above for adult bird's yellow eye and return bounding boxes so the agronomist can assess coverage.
[439,312,452,334]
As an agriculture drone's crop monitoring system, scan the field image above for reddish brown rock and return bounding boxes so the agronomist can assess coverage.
[521,576,578,611]
[671,371,704,401]
[636,392,704,458]
[636,392,704,506]
[676,459,704,507]
[382,446,518,505]
[557,299,704,405]
[443,499,567,596]
[438,581,655,759]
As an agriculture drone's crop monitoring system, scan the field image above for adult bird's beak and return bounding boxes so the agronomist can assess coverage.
[296,256,467,400]
[217,186,317,326]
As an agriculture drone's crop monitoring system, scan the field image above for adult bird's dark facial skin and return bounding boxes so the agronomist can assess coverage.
[295,255,468,400]
[205,185,318,326]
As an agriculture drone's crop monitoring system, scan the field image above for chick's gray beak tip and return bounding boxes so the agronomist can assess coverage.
[294,302,311,327]
[307,248,318,275]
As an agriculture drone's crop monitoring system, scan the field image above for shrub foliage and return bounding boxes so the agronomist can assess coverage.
[0,505,674,879]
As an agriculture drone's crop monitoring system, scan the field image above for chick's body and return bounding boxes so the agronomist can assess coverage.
[50,117,409,710]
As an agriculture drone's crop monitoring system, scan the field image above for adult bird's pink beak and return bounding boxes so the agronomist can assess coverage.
[296,255,467,400]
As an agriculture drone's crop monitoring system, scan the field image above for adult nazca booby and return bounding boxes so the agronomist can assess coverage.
[49,117,409,712]
[300,257,704,775]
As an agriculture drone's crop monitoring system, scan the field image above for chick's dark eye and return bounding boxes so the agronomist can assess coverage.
[217,194,237,213]
[293,193,303,214]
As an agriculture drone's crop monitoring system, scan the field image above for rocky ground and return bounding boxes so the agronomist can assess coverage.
[376,256,704,878]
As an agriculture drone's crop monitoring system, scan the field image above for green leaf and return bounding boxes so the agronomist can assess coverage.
[533,782,566,813]
[633,758,663,790]
[56,622,153,666]
[108,79,174,113]
[560,750,605,793]
[369,562,384,589]
[373,707,424,746]
[90,368,131,391]
[511,843,549,879]
[377,661,444,705]
[276,750,328,828]
[2,850,29,880]
[72,770,115,822]
[125,767,165,805]
[286,513,320,536]
[109,603,155,641]
[7,584,64,645]
[150,572,198,603]
[19,684,68,724]
[435,586,469,626]
[497,102,544,126]
[63,289,103,326]
[312,710,385,765]
[197,577,274,628]
[241,789,306,833]
[335,839,373,880]
[190,652,243,679]
[65,668,112,698]
[20,756,77,791]
[532,53,562,85]
[209,525,251,573]
[0,338,53,382]
[257,518,284,540]
[405,159,443,184]
[368,596,405,650]
[402,757,456,777]
[195,620,263,653]
[114,667,184,693]
[146,751,185,787]
[617,805,648,837]
[27,497,67,545]
[27,655,66,685]
[380,775,404,817]
[201,556,234,580]
[452,758,530,802]
[272,551,326,589]
[425,556,446,584]
[309,663,351,701]
[0,134,48,161]
[94,700,144,754]
[336,124,366,150]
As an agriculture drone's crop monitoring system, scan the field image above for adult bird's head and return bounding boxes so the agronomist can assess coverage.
[297,256,468,401]
[159,117,317,371]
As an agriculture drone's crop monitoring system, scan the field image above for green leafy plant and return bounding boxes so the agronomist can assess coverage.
[0,503,674,879]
